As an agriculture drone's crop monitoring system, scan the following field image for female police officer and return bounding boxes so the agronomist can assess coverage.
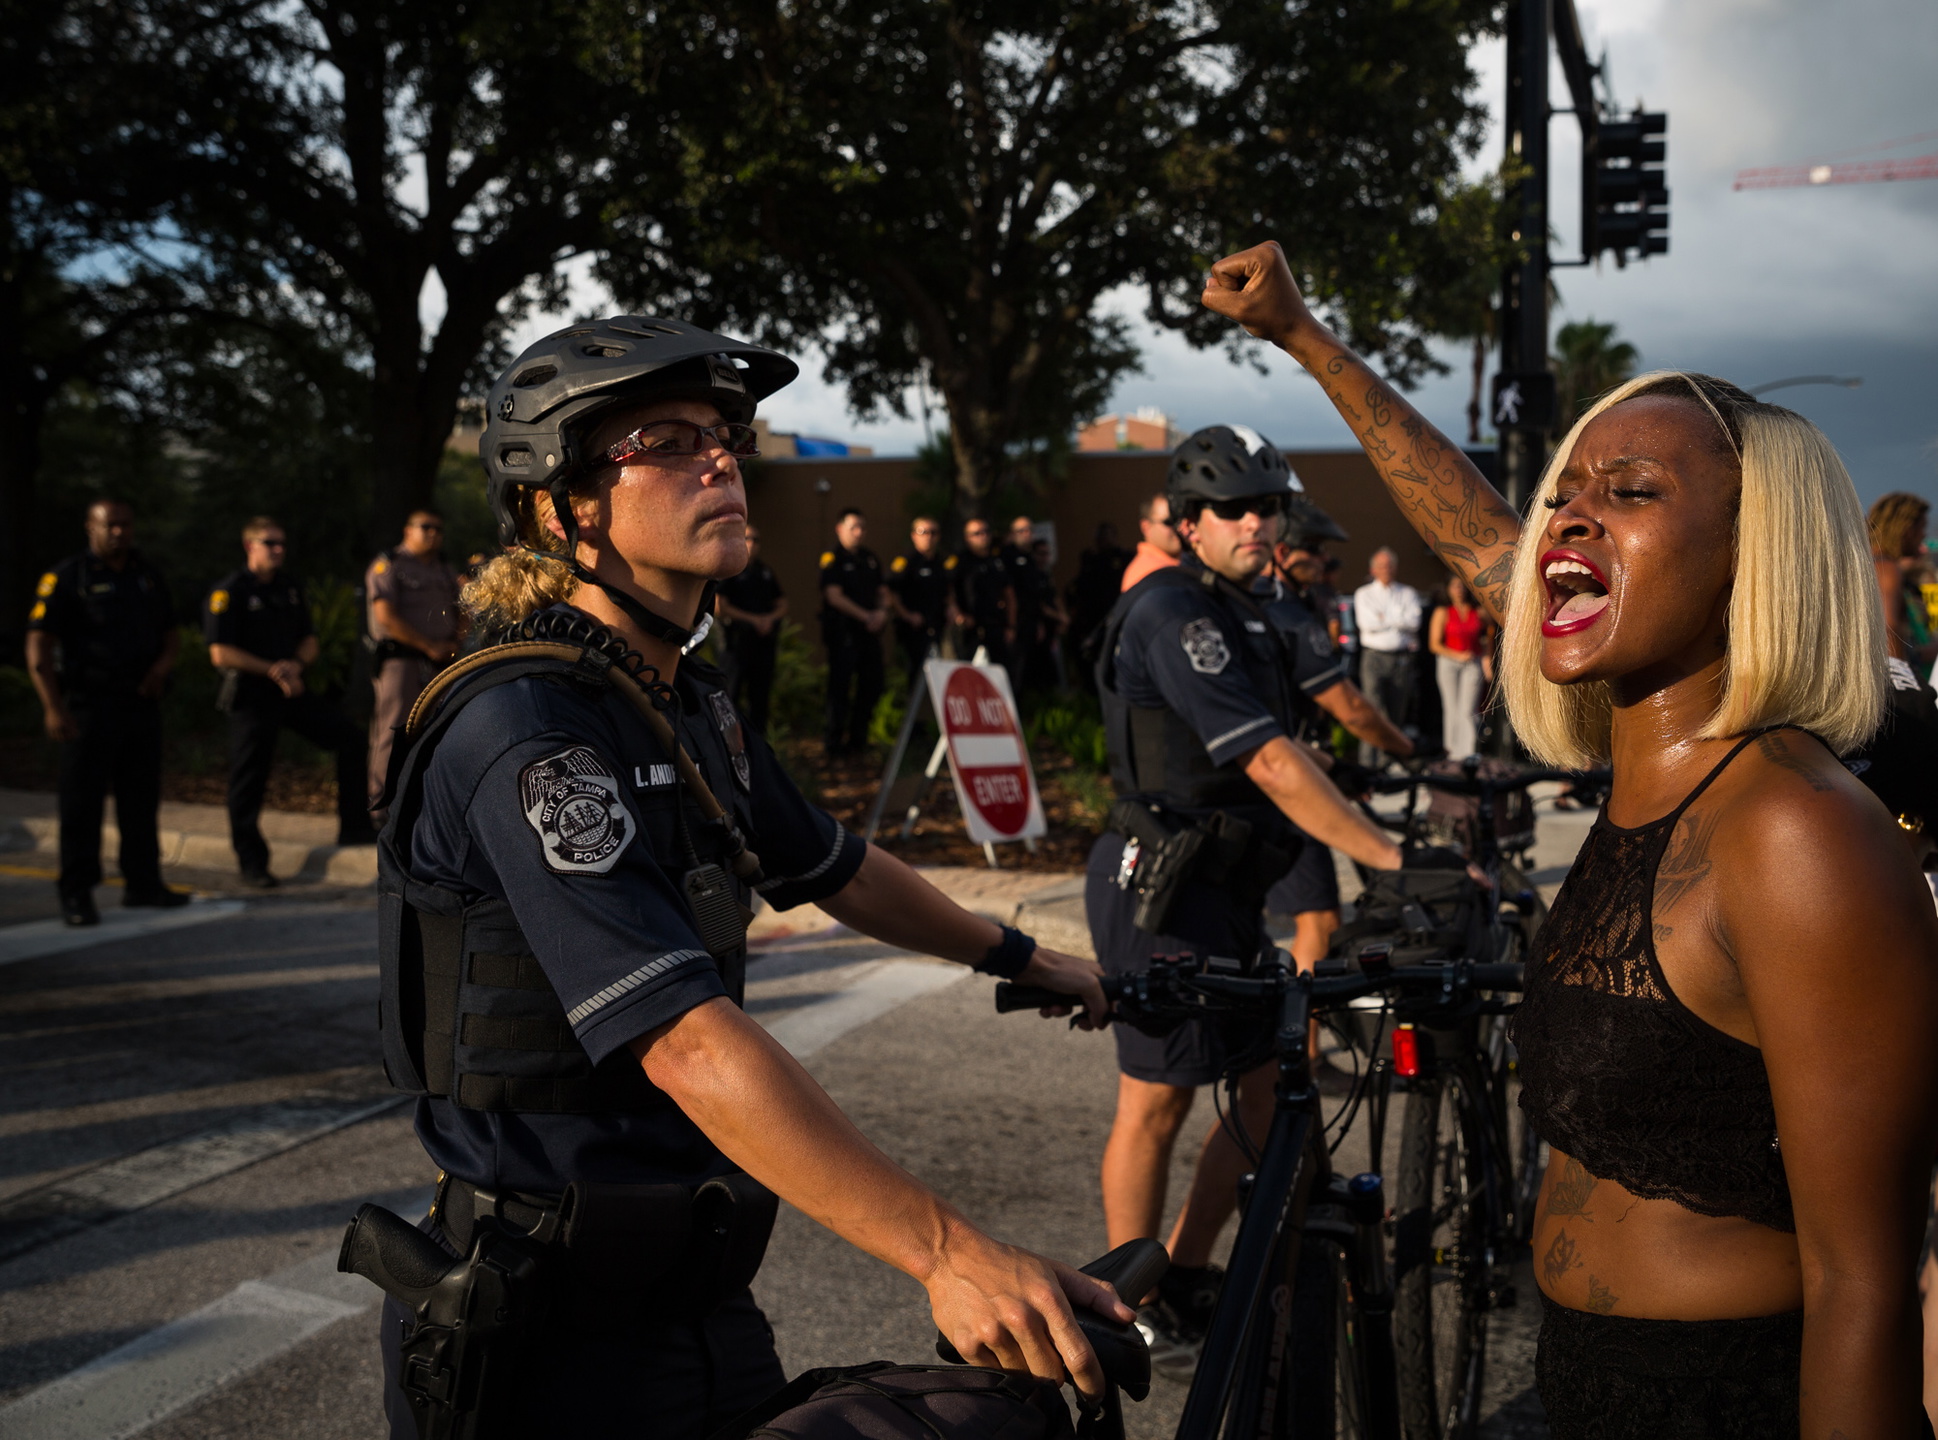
[371,318,1126,1437]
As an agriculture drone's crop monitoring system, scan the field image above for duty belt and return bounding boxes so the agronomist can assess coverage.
[431,1170,778,1317]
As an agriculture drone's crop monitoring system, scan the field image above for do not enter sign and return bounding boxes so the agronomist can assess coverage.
[924,659,1046,844]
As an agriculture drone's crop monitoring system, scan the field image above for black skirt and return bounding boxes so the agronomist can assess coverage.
[1535,1295,1801,1439]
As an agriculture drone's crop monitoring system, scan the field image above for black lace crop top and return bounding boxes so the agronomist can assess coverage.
[1513,733,1793,1233]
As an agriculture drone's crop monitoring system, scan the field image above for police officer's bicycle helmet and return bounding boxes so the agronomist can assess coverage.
[480,317,798,644]
[1167,425,1348,542]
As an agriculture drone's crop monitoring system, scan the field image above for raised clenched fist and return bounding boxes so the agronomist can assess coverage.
[1200,240,1318,346]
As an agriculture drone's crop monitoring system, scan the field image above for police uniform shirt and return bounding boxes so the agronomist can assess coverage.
[204,569,314,706]
[1261,585,1350,740]
[1111,560,1300,824]
[408,610,867,1192]
[27,551,174,697]
[366,549,461,646]
[888,551,953,631]
[955,552,1012,628]
[719,558,783,633]
[1002,546,1041,625]
[818,544,883,638]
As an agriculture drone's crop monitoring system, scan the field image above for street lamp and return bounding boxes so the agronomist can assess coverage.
[1747,375,1863,397]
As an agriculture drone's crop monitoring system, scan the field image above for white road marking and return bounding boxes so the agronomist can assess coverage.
[0,900,247,969]
[758,957,967,1058]
[0,1196,431,1440]
[0,1094,405,1264]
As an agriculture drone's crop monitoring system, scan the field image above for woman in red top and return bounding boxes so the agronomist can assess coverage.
[1429,573,1492,757]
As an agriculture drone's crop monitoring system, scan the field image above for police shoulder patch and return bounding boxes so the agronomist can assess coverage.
[891,555,907,573]
[819,550,835,568]
[1180,616,1231,675]
[208,589,230,615]
[944,555,958,569]
[29,601,46,622]
[36,572,57,598]
[519,746,634,875]
[1307,624,1333,658]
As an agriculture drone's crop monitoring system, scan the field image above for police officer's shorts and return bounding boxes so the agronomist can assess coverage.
[1264,834,1340,918]
[1084,832,1283,1089]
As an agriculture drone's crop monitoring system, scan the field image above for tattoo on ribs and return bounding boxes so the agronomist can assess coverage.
[1541,1229,1583,1287]
[1546,1156,1597,1219]
[1653,808,1723,914]
[1754,733,1834,792]
[1584,1275,1617,1314]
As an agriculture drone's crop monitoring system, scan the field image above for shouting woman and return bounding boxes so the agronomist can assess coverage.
[1202,242,1938,1436]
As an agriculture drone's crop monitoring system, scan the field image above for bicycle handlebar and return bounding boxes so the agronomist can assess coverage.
[994,958,1523,1018]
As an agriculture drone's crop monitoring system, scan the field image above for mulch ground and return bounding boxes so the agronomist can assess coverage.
[778,736,1101,872]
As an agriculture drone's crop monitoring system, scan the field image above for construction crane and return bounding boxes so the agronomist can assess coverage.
[1734,129,1938,190]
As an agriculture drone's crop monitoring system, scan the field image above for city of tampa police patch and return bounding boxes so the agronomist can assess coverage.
[1180,617,1230,675]
[520,746,633,875]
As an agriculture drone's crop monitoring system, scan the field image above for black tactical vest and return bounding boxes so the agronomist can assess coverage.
[377,652,738,1115]
[1095,566,1300,811]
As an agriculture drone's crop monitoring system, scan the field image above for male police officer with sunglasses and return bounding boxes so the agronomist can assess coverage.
[1086,425,1416,1373]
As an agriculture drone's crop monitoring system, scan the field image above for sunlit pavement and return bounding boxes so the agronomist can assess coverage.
[0,830,1591,1438]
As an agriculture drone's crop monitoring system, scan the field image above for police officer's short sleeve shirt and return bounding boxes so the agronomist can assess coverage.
[27,551,174,694]
[204,568,314,659]
[719,560,782,616]
[367,550,462,644]
[819,545,883,634]
[407,622,865,1188]
[1263,590,1349,699]
[1115,578,1287,768]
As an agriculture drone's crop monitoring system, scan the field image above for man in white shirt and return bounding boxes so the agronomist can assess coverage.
[1351,546,1422,765]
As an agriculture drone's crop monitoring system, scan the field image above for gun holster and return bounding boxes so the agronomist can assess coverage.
[339,1204,550,1440]
[1108,801,1283,936]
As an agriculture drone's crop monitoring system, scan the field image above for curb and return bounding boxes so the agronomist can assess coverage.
[0,815,377,886]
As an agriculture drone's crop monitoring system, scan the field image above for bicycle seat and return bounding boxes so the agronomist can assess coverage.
[935,1238,1168,1402]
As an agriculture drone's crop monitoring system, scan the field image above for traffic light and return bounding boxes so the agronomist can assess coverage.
[1586,111,1668,265]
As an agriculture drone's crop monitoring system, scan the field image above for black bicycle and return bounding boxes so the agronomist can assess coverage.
[999,939,1524,1440]
[1337,762,1605,1438]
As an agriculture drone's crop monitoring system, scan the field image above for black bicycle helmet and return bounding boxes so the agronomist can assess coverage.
[479,316,798,646]
[482,316,797,546]
[1168,424,1348,543]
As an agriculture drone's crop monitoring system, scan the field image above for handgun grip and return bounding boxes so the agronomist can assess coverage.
[338,1203,457,1307]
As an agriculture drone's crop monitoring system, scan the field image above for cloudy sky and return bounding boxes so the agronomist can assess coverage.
[511,0,1938,503]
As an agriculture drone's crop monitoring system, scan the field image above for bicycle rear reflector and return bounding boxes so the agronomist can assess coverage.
[1393,1024,1421,1078]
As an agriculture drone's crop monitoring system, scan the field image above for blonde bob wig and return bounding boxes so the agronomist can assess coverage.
[1500,370,1885,769]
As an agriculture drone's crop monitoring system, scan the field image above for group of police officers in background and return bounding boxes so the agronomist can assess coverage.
[25,502,465,918]
[713,498,1085,757]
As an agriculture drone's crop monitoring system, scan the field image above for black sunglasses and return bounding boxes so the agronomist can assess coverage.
[1199,494,1288,523]
[606,419,760,464]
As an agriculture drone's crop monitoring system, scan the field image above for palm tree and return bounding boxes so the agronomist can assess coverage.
[1552,320,1640,430]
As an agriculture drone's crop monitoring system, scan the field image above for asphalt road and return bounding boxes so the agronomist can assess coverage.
[0,860,1557,1439]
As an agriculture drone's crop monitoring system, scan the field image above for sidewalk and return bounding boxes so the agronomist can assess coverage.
[0,788,376,887]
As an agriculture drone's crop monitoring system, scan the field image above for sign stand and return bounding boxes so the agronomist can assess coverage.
[861,649,1043,866]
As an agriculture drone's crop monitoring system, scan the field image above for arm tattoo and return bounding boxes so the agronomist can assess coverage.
[1584,1275,1618,1314]
[1541,1229,1583,1287]
[1653,808,1722,913]
[1545,1155,1597,1219]
[1754,732,1834,792]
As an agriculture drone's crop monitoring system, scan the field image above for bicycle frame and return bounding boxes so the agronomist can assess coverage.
[1174,975,1402,1440]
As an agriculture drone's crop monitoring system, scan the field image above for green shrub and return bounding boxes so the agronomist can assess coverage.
[1026,692,1108,773]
